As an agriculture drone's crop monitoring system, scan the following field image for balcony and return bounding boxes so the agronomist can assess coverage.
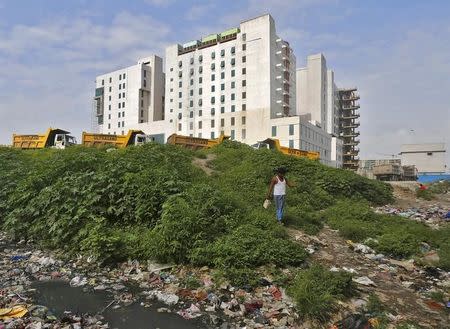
[341,122,360,129]
[341,104,360,110]
[340,131,360,138]
[340,114,360,120]
[341,94,360,101]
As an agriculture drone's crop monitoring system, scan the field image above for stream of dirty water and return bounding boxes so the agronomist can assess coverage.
[31,281,208,329]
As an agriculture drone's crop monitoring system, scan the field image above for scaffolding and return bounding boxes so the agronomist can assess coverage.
[338,88,360,170]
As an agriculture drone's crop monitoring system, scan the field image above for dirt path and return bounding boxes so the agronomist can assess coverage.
[192,154,216,175]
[288,226,449,328]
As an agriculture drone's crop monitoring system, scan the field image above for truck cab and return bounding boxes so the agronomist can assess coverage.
[54,133,77,149]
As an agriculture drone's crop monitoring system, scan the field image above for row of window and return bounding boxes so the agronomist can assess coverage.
[106,112,125,119]
[169,104,246,116]
[100,74,126,86]
[107,121,125,129]
[271,124,296,137]
[176,68,247,79]
[178,116,245,127]
[175,92,247,105]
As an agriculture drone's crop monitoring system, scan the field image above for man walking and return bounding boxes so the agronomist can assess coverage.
[266,167,295,224]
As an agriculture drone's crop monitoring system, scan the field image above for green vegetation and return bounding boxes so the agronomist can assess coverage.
[324,200,450,269]
[287,265,354,322]
[416,188,434,200]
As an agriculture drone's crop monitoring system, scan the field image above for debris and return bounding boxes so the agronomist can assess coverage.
[268,286,282,301]
[0,305,28,320]
[353,276,376,286]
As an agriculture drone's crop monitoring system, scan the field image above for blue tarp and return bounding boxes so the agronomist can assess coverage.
[417,174,450,183]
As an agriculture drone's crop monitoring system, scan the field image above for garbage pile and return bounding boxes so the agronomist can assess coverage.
[374,204,450,227]
[1,231,301,328]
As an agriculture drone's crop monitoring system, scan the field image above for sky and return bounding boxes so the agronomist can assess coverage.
[0,0,449,167]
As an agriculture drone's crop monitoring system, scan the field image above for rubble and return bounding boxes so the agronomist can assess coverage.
[375,204,450,227]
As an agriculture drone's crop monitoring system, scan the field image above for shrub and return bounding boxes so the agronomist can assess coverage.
[416,189,434,200]
[288,265,354,322]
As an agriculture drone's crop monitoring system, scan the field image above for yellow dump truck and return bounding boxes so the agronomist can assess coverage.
[12,128,77,149]
[82,130,149,148]
[167,134,230,150]
[254,138,320,160]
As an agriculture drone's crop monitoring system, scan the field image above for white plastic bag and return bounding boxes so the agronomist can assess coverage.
[263,199,271,209]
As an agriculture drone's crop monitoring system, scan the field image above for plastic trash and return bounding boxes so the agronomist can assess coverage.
[0,305,28,320]
[263,199,271,209]
[10,255,27,262]
[352,276,376,286]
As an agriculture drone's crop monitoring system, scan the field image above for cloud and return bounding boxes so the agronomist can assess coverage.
[185,3,216,21]
[0,11,170,143]
[143,0,174,7]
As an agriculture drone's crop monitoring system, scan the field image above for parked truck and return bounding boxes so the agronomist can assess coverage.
[167,133,230,150]
[82,130,149,148]
[12,128,77,149]
[253,138,320,161]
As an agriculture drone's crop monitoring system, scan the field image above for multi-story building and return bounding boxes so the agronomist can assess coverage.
[338,88,360,170]
[164,14,297,145]
[93,55,165,135]
[400,143,447,174]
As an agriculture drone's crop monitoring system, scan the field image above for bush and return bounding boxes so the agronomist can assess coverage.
[416,189,434,200]
[288,264,354,322]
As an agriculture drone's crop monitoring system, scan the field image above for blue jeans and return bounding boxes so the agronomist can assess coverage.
[273,195,285,222]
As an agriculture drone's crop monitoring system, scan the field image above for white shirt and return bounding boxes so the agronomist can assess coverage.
[273,176,286,196]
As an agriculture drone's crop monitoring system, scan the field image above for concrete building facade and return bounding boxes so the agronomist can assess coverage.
[163,14,297,147]
[93,55,165,135]
[400,143,447,174]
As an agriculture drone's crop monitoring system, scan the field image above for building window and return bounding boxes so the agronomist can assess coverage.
[220,60,225,68]
[122,111,125,117]
[211,85,215,92]
[199,121,202,129]
[179,102,182,109]
[190,100,193,107]
[211,131,215,139]
[242,116,246,125]
[231,70,235,77]
[242,80,246,87]
[108,123,111,129]
[122,92,125,98]
[242,129,246,139]
[221,83,225,91]
[220,49,225,57]
[289,124,295,135]
[141,110,144,116]
[242,44,246,51]
[179,81,182,87]
[211,108,215,116]
[118,103,121,109]
[122,102,125,108]
[109,96,111,101]
[108,105,111,110]
[221,118,225,127]
[211,120,215,128]
[190,68,194,76]
[198,99,202,106]
[178,123,182,131]
[101,79,104,86]
[170,98,173,103]
[170,67,173,72]
[211,74,215,81]
[211,63,215,70]
[427,152,433,156]
[179,92,182,98]
[289,140,294,148]
[211,52,215,59]
[178,60,182,68]
[221,72,225,79]
[199,66,203,73]
[190,57,194,65]
[143,70,146,78]
[109,77,112,83]
[190,79,194,86]
[190,111,193,118]
[199,77,203,84]
[199,88,203,95]
[231,129,235,140]
[143,80,146,87]
[108,114,111,119]
[190,89,194,96]
[117,122,120,128]
[242,56,246,63]
[211,97,215,104]
[178,71,182,78]
[199,110,202,116]
[122,83,125,88]
[109,87,112,92]
[141,100,144,107]
[242,68,246,75]
[199,55,203,62]
[198,133,202,138]
[231,81,235,89]
[231,46,235,54]
[178,113,182,119]
[231,93,235,100]
[242,92,246,99]
[242,33,246,41]
[220,95,225,103]
[272,126,277,137]
[231,117,235,126]
[231,105,235,112]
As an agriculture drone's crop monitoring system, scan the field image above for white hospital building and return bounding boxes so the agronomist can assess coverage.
[92,14,360,168]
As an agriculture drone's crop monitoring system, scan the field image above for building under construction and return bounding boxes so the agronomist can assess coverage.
[338,88,360,170]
